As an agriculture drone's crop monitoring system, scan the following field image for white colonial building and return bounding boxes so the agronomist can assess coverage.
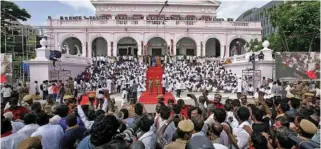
[47,0,262,59]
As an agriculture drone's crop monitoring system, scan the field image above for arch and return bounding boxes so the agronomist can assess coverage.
[145,35,169,46]
[176,37,197,56]
[205,38,221,57]
[229,38,247,56]
[59,34,84,48]
[117,37,138,56]
[147,37,168,56]
[92,37,108,57]
[61,37,83,56]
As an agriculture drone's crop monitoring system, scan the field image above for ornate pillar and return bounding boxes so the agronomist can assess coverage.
[138,41,143,56]
[88,44,92,58]
[112,43,117,56]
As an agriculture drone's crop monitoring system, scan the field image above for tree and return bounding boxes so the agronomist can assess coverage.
[268,1,320,52]
[1,1,31,53]
[246,38,263,52]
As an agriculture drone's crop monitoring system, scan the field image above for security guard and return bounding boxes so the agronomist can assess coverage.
[148,79,153,95]
[164,120,194,149]
[155,77,160,95]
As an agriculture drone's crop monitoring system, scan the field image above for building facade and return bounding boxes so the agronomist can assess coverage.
[47,0,262,59]
[236,0,284,38]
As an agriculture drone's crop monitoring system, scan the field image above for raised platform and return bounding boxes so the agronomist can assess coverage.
[138,91,175,104]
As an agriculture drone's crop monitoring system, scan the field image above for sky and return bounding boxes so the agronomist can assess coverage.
[13,0,271,26]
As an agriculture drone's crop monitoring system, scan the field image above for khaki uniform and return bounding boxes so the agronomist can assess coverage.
[164,139,187,149]
[148,80,153,95]
[155,79,160,94]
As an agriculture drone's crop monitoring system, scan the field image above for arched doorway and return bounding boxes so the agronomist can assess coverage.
[205,38,221,57]
[92,37,107,57]
[61,37,82,55]
[176,37,196,56]
[229,38,246,56]
[117,37,138,56]
[147,37,167,56]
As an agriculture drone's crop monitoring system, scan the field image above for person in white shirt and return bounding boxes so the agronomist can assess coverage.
[1,84,12,108]
[222,106,251,149]
[17,113,39,137]
[31,113,64,149]
[1,118,28,149]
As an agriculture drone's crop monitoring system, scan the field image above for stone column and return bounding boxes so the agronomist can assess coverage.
[82,43,86,57]
[113,44,117,56]
[220,45,225,59]
[88,44,92,58]
[196,45,201,56]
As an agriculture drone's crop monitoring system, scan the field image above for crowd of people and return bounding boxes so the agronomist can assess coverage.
[1,78,320,149]
[1,55,320,149]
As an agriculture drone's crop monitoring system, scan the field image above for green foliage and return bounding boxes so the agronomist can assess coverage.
[246,38,263,52]
[267,1,320,52]
[1,1,32,53]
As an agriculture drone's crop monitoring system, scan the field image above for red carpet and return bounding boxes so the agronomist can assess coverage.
[139,91,175,104]
[139,66,176,104]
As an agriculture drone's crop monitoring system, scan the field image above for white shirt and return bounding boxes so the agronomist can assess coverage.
[77,105,94,129]
[138,130,157,149]
[17,123,39,137]
[232,121,251,149]
[12,121,25,133]
[31,124,64,149]
[1,87,12,98]
[1,132,28,149]
[213,143,229,149]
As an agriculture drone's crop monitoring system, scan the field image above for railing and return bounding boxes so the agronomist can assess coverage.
[49,19,261,28]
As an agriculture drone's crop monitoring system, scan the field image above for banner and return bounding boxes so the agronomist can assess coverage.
[0,54,13,84]
[275,52,320,80]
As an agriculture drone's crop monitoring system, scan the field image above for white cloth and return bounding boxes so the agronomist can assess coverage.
[1,87,12,98]
[231,121,251,149]
[11,121,25,133]
[213,143,229,149]
[1,132,28,149]
[49,115,62,125]
[77,105,94,129]
[17,124,39,137]
[31,124,64,149]
[138,130,157,149]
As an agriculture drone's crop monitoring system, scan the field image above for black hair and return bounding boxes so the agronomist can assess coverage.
[188,107,202,119]
[172,104,182,114]
[1,118,12,134]
[279,103,290,113]
[232,99,241,107]
[120,109,129,119]
[191,117,204,132]
[224,103,233,111]
[237,107,250,122]
[252,107,264,121]
[275,127,296,148]
[177,99,185,107]
[289,98,300,109]
[265,98,274,108]
[95,110,105,117]
[23,113,37,125]
[55,105,69,118]
[251,132,268,149]
[160,105,171,120]
[36,113,49,126]
[213,108,227,123]
[90,115,120,146]
[135,103,143,116]
[140,114,154,132]
[87,110,97,121]
[66,113,77,127]
[168,99,175,104]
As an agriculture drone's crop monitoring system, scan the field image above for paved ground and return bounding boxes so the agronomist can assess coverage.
[111,91,255,113]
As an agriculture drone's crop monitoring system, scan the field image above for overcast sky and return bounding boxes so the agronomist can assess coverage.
[14,0,271,26]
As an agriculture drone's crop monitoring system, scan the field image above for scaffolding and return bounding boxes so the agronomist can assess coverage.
[3,23,55,84]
